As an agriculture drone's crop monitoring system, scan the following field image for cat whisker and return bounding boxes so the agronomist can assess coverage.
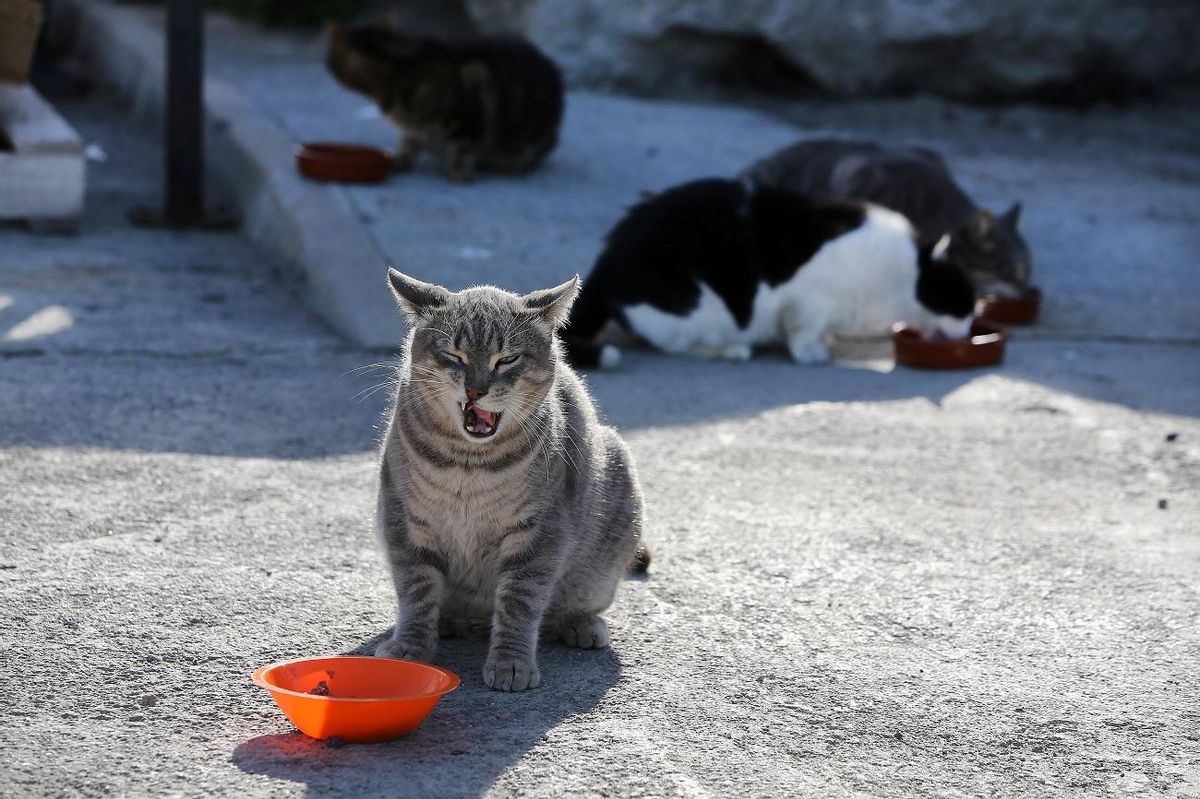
[354,380,399,403]
[343,360,400,377]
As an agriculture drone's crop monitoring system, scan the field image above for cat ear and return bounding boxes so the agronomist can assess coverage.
[966,210,995,242]
[1000,202,1022,230]
[521,276,580,329]
[387,268,450,317]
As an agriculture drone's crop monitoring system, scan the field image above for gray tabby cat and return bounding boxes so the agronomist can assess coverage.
[375,269,647,691]
[743,138,1032,297]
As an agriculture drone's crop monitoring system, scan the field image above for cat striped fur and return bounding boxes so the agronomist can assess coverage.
[375,269,647,691]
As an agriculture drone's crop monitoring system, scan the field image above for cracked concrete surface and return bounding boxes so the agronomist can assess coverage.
[2,78,1199,799]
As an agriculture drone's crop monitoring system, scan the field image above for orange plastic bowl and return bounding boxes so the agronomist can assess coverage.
[252,655,460,743]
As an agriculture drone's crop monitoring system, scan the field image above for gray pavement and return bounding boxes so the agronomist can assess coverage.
[2,28,1200,799]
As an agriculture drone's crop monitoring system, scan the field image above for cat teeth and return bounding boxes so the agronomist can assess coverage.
[460,403,500,438]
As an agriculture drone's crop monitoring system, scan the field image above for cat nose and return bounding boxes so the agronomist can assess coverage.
[466,387,487,402]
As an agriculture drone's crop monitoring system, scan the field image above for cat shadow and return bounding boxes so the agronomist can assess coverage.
[232,632,622,798]
[588,345,978,431]
[587,337,1199,428]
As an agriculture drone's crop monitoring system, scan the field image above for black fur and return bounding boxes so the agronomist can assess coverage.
[917,246,977,319]
[566,179,866,366]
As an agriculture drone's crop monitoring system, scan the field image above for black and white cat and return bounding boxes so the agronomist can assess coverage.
[565,178,975,368]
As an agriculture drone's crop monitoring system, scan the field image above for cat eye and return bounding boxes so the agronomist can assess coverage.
[437,350,465,365]
[495,354,520,368]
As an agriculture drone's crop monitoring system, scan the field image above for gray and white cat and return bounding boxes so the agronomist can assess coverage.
[375,269,647,691]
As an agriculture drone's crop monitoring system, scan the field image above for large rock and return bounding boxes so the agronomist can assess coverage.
[458,0,1200,102]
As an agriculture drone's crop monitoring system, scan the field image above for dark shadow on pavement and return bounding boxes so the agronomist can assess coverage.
[586,339,1200,429]
[589,347,973,431]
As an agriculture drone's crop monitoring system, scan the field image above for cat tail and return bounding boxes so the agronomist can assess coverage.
[563,276,621,369]
[629,544,652,574]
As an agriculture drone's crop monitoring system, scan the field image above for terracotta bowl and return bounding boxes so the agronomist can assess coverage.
[976,286,1042,325]
[295,143,393,183]
[892,318,1007,369]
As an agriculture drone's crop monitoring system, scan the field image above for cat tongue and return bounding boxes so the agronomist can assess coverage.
[468,404,496,426]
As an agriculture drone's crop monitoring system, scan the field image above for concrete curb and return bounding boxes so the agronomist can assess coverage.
[50,0,402,349]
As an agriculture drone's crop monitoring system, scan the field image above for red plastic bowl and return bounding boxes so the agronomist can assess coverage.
[892,318,1007,369]
[295,143,393,183]
[976,286,1042,325]
[252,655,460,743]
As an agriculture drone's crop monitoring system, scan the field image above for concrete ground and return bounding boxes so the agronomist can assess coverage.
[2,30,1200,799]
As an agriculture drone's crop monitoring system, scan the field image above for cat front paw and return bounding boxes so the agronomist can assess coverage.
[483,653,541,692]
[788,340,830,365]
[375,635,435,663]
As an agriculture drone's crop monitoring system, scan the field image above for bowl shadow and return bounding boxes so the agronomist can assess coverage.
[233,633,623,798]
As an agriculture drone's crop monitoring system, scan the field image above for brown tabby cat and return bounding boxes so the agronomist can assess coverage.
[326,22,564,182]
[743,138,1032,297]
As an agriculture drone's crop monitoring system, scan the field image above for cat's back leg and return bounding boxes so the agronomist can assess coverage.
[624,288,745,360]
[554,614,610,649]
[547,429,644,648]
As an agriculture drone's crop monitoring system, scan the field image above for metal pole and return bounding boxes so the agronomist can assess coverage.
[165,0,204,226]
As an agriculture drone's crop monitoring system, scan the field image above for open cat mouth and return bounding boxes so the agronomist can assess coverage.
[459,401,501,438]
